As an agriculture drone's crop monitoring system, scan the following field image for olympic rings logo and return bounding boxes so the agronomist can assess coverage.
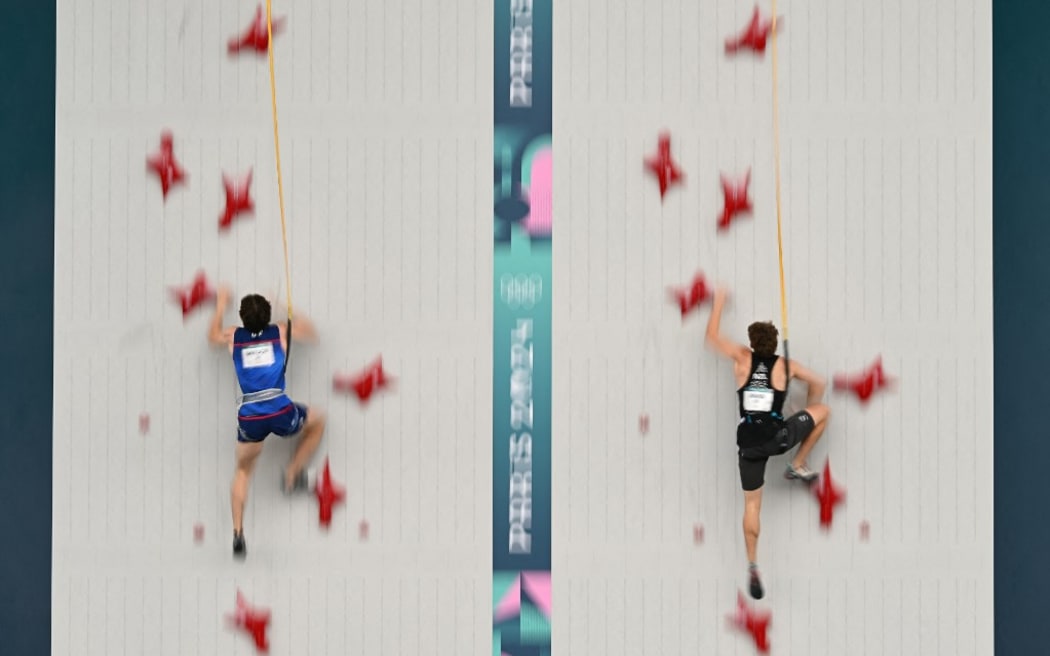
[500,273,543,309]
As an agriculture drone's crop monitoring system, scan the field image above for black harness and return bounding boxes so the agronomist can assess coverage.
[281,317,291,377]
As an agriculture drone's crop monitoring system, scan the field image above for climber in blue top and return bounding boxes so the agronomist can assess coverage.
[209,285,327,560]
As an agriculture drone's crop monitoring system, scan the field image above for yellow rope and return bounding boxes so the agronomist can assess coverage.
[770,1,789,345]
[266,0,293,323]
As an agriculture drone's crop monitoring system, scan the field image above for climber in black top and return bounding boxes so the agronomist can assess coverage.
[704,285,831,600]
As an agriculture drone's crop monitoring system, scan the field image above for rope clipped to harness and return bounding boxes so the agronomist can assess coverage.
[265,0,293,376]
[769,0,791,388]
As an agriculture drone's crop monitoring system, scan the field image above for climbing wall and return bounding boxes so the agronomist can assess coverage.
[551,0,994,654]
[51,0,493,653]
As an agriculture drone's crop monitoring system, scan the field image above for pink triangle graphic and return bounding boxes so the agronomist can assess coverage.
[521,572,552,619]
[493,574,521,623]
[522,148,552,238]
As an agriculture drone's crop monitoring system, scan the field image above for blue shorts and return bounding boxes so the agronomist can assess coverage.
[236,402,308,443]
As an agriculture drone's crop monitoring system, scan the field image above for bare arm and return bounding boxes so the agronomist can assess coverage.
[788,359,826,405]
[207,285,236,350]
[274,310,319,347]
[704,286,749,364]
[289,314,319,344]
[264,291,320,346]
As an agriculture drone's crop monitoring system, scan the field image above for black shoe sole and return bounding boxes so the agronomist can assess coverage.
[749,575,765,600]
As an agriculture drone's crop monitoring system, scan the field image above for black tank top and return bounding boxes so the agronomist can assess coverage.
[737,354,786,420]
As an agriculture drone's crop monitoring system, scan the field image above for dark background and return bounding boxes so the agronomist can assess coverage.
[1,2,56,654]
[0,1,1039,653]
[991,1,1047,654]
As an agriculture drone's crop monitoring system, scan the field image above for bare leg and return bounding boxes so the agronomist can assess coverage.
[743,488,763,563]
[232,441,265,533]
[791,403,830,470]
[743,487,765,599]
[284,405,326,490]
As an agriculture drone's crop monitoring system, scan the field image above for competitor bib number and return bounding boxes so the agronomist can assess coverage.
[241,343,275,368]
[743,388,774,412]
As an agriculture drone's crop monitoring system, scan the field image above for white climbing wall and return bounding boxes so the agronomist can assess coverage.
[52,0,493,653]
[53,0,995,654]
[551,0,994,654]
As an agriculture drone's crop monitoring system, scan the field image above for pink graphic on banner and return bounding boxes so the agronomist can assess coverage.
[522,147,552,237]
[493,575,522,623]
[521,572,552,618]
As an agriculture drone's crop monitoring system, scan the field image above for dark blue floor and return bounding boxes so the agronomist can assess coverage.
[0,2,1041,652]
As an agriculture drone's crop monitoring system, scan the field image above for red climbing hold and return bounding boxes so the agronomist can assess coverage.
[718,170,753,231]
[693,523,704,545]
[725,5,783,56]
[138,412,150,435]
[359,519,370,540]
[334,357,395,403]
[226,590,271,653]
[668,271,712,317]
[219,169,255,231]
[169,271,214,318]
[639,413,650,435]
[315,457,346,529]
[146,130,186,201]
[644,132,684,201]
[193,523,205,544]
[726,592,771,653]
[813,459,846,530]
[228,4,286,55]
[833,355,894,404]
[859,520,870,541]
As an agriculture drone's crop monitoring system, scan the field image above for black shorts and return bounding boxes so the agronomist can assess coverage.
[737,410,816,491]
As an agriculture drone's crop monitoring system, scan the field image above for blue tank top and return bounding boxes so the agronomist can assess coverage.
[232,325,291,417]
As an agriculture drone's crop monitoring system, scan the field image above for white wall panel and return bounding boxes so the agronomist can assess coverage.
[53,0,492,653]
[551,0,993,653]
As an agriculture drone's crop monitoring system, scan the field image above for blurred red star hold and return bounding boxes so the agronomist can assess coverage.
[138,412,150,435]
[228,4,286,55]
[693,523,704,545]
[169,271,214,318]
[193,523,205,543]
[719,170,753,231]
[645,133,683,201]
[146,131,186,201]
[334,357,395,403]
[219,169,255,231]
[834,355,895,403]
[726,592,771,653]
[668,272,712,317]
[725,5,783,55]
[315,457,346,529]
[226,591,271,653]
[639,413,650,435]
[813,459,846,529]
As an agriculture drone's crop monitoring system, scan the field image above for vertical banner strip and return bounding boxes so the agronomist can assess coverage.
[493,1,552,654]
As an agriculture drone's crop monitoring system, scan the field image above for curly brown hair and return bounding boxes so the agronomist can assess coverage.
[747,321,779,357]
